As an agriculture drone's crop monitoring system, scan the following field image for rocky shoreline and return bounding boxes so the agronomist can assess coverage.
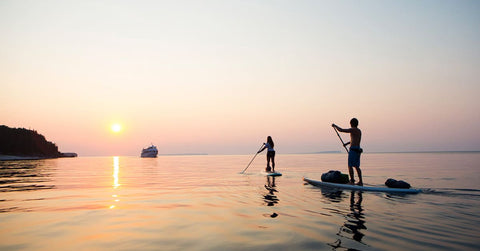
[0,153,77,161]
[0,155,48,161]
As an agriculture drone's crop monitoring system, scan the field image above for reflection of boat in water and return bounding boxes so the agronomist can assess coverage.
[141,145,158,158]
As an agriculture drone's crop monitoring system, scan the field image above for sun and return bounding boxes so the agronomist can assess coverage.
[111,123,122,133]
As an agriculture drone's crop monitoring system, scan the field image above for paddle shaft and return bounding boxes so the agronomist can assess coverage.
[333,127,349,153]
[241,144,265,174]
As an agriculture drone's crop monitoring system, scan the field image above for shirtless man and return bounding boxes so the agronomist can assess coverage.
[332,118,363,186]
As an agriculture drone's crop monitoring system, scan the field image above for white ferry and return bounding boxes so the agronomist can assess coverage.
[141,145,158,158]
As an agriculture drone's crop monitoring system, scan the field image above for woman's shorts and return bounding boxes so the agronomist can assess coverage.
[267,151,276,158]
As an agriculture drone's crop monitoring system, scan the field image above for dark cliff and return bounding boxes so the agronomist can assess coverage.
[0,125,61,157]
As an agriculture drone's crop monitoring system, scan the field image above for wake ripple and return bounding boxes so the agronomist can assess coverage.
[421,188,480,198]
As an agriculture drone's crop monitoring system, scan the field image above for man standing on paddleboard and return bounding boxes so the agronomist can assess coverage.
[332,118,363,186]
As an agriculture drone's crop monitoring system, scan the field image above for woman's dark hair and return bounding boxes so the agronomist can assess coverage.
[267,136,274,148]
[350,118,359,127]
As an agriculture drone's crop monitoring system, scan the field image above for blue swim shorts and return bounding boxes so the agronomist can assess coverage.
[348,146,361,167]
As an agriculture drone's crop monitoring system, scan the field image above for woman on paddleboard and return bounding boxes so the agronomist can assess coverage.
[257,136,276,172]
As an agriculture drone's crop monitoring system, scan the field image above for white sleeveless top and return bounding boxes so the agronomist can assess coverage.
[265,143,274,152]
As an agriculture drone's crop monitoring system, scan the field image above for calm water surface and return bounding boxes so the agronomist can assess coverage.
[1,153,479,250]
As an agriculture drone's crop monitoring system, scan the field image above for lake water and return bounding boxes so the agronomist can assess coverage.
[1,153,479,250]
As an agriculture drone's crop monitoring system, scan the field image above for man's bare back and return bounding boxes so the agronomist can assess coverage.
[350,127,361,147]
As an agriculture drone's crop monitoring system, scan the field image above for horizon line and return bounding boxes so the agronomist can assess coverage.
[76,150,480,157]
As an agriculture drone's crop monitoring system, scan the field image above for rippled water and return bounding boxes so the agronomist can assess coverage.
[1,153,479,250]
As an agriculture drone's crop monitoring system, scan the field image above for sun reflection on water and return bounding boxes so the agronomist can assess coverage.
[113,156,120,189]
[111,156,121,209]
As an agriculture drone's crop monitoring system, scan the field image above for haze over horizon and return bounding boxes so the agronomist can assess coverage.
[2,0,479,156]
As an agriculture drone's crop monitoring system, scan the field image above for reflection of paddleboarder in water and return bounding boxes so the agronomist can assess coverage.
[263,176,279,218]
[342,191,366,242]
[326,190,367,250]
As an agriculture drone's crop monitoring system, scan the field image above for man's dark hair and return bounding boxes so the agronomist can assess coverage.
[350,118,359,127]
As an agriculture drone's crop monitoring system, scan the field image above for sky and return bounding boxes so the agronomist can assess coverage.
[1,0,479,156]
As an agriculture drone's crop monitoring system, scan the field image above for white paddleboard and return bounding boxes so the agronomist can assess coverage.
[304,177,421,194]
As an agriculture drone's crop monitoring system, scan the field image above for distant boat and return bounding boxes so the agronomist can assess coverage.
[141,145,158,158]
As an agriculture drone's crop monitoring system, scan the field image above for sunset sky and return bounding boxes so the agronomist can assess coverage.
[1,0,479,156]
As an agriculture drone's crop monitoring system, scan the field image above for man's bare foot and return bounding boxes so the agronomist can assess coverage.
[356,182,363,186]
